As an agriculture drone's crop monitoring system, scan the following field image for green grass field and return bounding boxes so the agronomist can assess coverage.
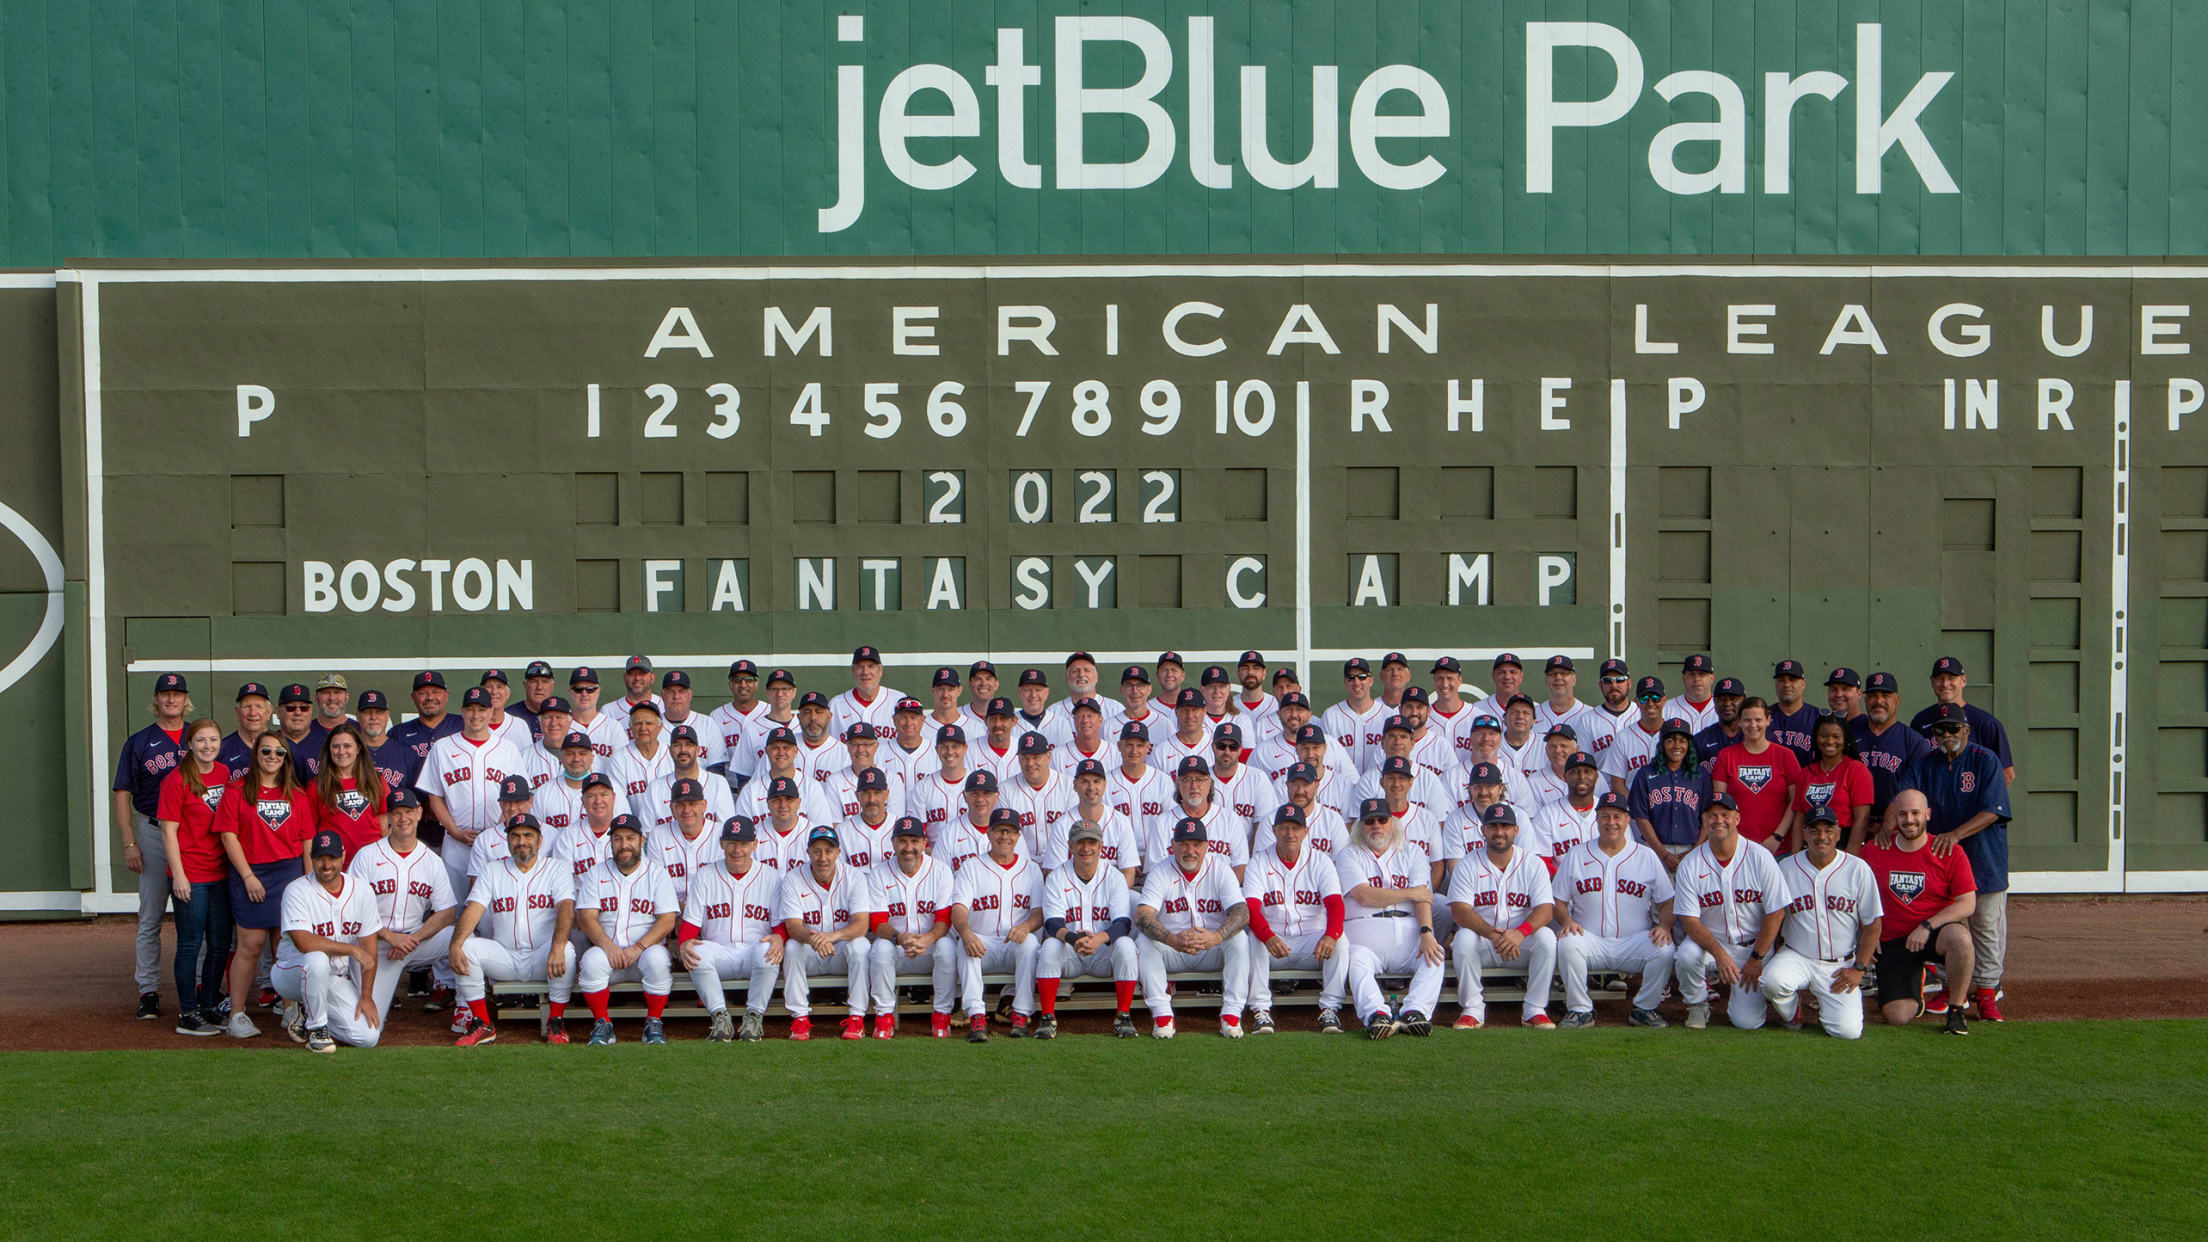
[9,1020,2204,1240]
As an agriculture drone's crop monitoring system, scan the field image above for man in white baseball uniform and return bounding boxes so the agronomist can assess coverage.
[608,701,675,819]
[549,774,620,910]
[1115,665,1169,744]
[656,670,726,773]
[1320,658,1388,774]
[1526,751,1603,869]
[1150,757,1250,876]
[600,655,664,734]
[708,659,768,787]
[825,725,907,823]
[949,809,1046,1041]
[1470,653,1527,721]
[1229,650,1280,747]
[1057,651,1126,733]
[830,644,904,741]
[732,726,839,825]
[1243,805,1348,1035]
[907,723,974,839]
[576,814,680,1046]
[1002,731,1076,851]
[1253,762,1351,860]
[1445,802,1558,1030]
[530,729,599,831]
[1133,818,1253,1039]
[1206,724,1278,839]
[463,776,542,882]
[1663,654,1721,734]
[1672,792,1789,1031]
[1600,676,1671,796]
[958,662,1000,738]
[349,788,458,1024]
[932,771,1002,874]
[642,725,735,834]
[1107,720,1172,840]
[1053,696,1116,771]
[1460,715,1538,810]
[970,698,1022,786]
[866,817,958,1038]
[1552,792,1676,1029]
[647,777,720,903]
[778,826,874,1040]
[1761,808,1883,1039]
[1153,688,1213,779]
[418,685,528,903]
[876,697,940,791]
[1043,759,1143,879]
[273,830,385,1053]
[1336,800,1447,1037]
[449,814,576,1046]
[678,817,785,1043]
[833,767,898,874]
[792,691,851,783]
[1034,822,1139,1040]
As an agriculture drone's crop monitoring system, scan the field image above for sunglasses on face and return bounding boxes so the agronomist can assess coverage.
[256,747,286,757]
[1346,673,1372,681]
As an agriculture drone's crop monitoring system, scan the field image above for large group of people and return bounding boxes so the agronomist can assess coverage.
[113,646,2015,1048]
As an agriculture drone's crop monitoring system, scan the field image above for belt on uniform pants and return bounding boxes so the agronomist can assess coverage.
[1370,911,1412,919]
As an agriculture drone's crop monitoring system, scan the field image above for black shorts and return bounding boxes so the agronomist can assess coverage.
[1873,934,1947,1007]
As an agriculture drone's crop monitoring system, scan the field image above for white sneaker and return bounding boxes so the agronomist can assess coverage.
[1219,1019,1244,1039]
[281,1001,305,1043]
[225,1012,261,1039]
[1685,1003,1711,1030]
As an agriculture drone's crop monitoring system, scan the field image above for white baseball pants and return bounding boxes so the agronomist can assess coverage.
[1447,926,1553,1023]
[959,936,1041,1018]
[367,928,454,1019]
[578,943,673,996]
[1556,930,1675,1012]
[868,936,958,1014]
[1761,947,1864,1040]
[688,940,781,1014]
[433,838,475,989]
[1039,934,1138,983]
[270,952,381,1048]
[453,937,575,1003]
[1673,939,1767,1030]
[1341,920,1446,1022]
[782,941,865,1018]
[1138,935,1250,1021]
[1245,929,1348,1013]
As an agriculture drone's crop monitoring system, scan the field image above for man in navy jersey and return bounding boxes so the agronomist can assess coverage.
[390,672,465,850]
[356,690,419,796]
[218,681,275,772]
[1909,656,2015,784]
[1848,672,1930,825]
[1691,678,1746,763]
[509,659,557,741]
[114,672,193,1019]
[1896,703,2014,1021]
[1765,660,1820,764]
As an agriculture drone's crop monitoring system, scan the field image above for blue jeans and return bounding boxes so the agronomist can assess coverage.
[172,880,233,1014]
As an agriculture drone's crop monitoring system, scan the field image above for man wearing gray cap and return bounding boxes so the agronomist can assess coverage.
[1036,821,1140,1040]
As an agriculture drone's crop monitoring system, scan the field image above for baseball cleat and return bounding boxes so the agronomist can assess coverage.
[1523,1014,1556,1030]
[1007,1014,1030,1038]
[1943,1007,1970,1036]
[1365,1012,1395,1040]
[1112,1012,1138,1039]
[1559,1010,1596,1029]
[930,1012,951,1038]
[1684,1003,1711,1030]
[1219,1018,1244,1039]
[304,1026,336,1054]
[642,1018,666,1045]
[739,1010,765,1042]
[281,1001,306,1043]
[1250,1010,1276,1034]
[136,993,160,1021]
[450,1005,471,1035]
[454,1017,497,1047]
[873,1014,897,1040]
[1317,1008,1344,1034]
[1398,1010,1432,1037]
[707,1009,734,1042]
[1973,988,2005,1022]
[1152,1017,1176,1040]
[174,1012,220,1037]
[1452,1014,1483,1030]
[1628,1007,1668,1028]
[587,1019,617,1046]
[224,1012,261,1040]
[1923,990,1949,1016]
[967,1015,990,1043]
[425,985,455,1013]
[841,1016,865,1041]
[1033,1013,1057,1040]
[258,986,281,1011]
[544,1023,570,1045]
[788,1016,812,1042]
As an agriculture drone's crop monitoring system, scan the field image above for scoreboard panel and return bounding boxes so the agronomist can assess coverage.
[68,261,2208,891]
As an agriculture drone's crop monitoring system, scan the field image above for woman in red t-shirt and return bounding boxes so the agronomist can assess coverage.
[154,719,232,1035]
[1796,714,1874,849]
[1710,698,1804,853]
[214,734,317,1038]
[312,722,387,861]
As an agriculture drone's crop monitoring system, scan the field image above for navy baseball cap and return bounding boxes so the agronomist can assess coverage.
[1286,762,1319,784]
[1774,659,1806,679]
[721,818,759,843]
[1805,806,1840,827]
[1357,798,1390,822]
[460,686,492,707]
[1175,756,1210,778]
[625,655,653,673]
[237,681,272,702]
[1825,667,1862,688]
[671,724,700,744]
[1117,721,1151,742]
[1715,677,1746,697]
[1120,665,1150,684]
[625,699,661,718]
[890,816,926,839]
[1271,666,1298,686]
[1565,750,1599,772]
[1932,656,1967,677]
[662,669,692,689]
[1381,651,1410,669]
[1492,652,1522,669]
[1163,688,1199,710]
[798,691,830,710]
[569,666,600,687]
[1272,804,1306,826]
[765,776,803,800]
[1379,755,1413,777]
[844,722,874,742]
[278,683,312,705]
[1596,791,1628,812]
[1073,758,1106,779]
[936,724,968,745]
[1471,714,1502,732]
[1431,656,1462,674]
[1706,792,1739,812]
[409,672,444,692]
[480,668,510,685]
[1018,668,1048,688]
[727,659,759,678]
[1384,715,1414,735]
[608,813,644,835]
[1466,761,1504,784]
[1200,665,1230,686]
[763,726,797,746]
[1505,694,1536,710]
[855,768,889,793]
[384,787,420,811]
[1212,723,1243,747]
[1683,654,1714,673]
[986,697,1016,718]
[1342,657,1371,676]
[581,773,615,793]
[155,673,187,693]
[1926,703,1969,729]
[1865,672,1900,693]
[1065,650,1097,667]
[670,777,706,803]
[933,666,961,688]
[1480,803,1518,826]
[1635,676,1666,701]
[852,645,882,664]
[987,808,1020,830]
[1157,651,1185,668]
[309,830,346,859]
[1070,697,1103,715]
[1545,655,1575,673]
[1170,817,1208,843]
[895,696,925,715]
[1400,686,1429,705]
[560,730,594,751]
[1293,723,1325,745]
[1280,691,1310,709]
[358,690,389,711]
[969,660,998,677]
[1599,658,1629,679]
[505,812,542,833]
[807,826,840,847]
[1544,724,1578,741]
[525,660,555,679]
[498,775,532,802]
[1660,717,1695,740]
[538,695,572,715]
[1238,650,1266,667]
[964,771,999,794]
[765,667,796,686]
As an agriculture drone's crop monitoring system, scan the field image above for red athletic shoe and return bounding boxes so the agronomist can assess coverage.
[1452,1014,1483,1030]
[543,1023,569,1045]
[840,1016,865,1040]
[257,987,281,1011]
[1974,988,2005,1022]
[454,1018,497,1047]
[789,1016,812,1041]
[1008,1013,1030,1038]
[1523,1014,1556,1030]
[1923,988,1950,1016]
[930,1012,951,1038]
[872,1014,896,1039]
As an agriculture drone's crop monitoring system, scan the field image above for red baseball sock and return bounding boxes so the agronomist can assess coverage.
[468,998,490,1023]
[645,992,667,1019]
[585,989,611,1022]
[1221,1013,1240,1028]
[1037,978,1059,1016]
[548,1002,566,1020]
[1114,980,1136,1011]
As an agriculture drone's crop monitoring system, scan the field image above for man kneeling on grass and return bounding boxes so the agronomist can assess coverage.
[272,830,385,1053]
[1860,791,1976,1035]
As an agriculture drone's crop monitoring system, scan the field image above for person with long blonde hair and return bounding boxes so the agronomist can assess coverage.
[154,718,231,1036]
[212,735,317,1038]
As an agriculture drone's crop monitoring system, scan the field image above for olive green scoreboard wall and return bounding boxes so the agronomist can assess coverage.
[30,260,2206,913]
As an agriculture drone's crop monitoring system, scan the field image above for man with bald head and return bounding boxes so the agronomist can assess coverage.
[1860,790,1976,1034]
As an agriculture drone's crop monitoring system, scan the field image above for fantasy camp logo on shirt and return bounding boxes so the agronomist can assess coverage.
[1732,765,1774,794]
[336,789,369,817]
[1887,871,1927,901]
[256,798,293,828]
